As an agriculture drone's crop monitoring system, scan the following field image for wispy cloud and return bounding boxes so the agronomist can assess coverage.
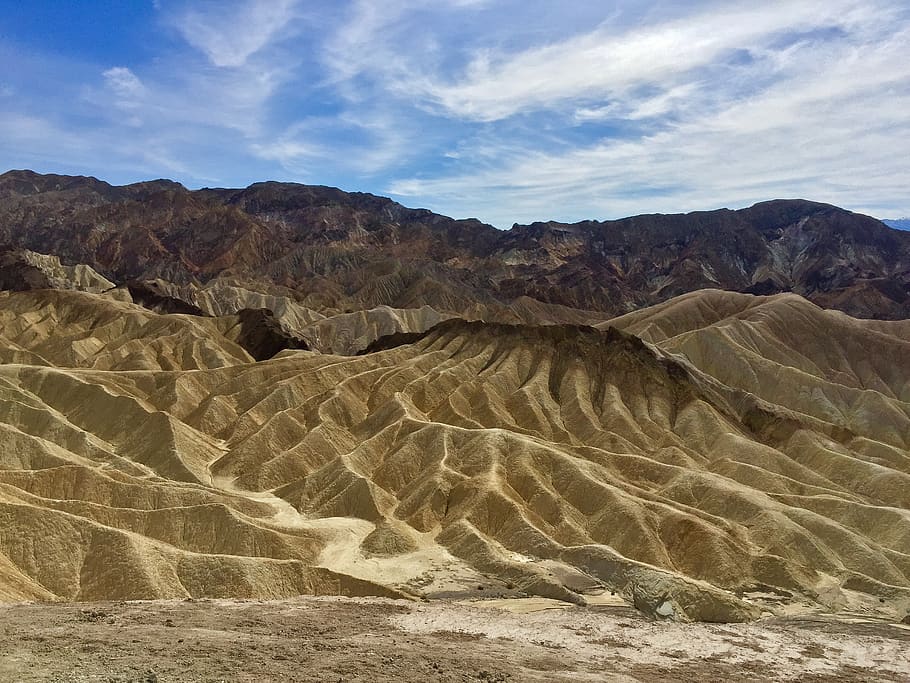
[103,67,145,98]
[413,1,875,121]
[252,108,422,177]
[102,67,147,126]
[173,0,303,68]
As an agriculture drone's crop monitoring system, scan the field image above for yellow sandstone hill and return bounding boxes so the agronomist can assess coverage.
[0,287,908,622]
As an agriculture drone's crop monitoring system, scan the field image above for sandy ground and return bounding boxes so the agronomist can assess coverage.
[1,597,909,682]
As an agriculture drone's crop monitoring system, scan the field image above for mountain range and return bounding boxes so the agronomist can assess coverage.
[2,169,909,327]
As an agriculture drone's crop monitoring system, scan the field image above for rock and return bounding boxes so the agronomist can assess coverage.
[656,601,675,618]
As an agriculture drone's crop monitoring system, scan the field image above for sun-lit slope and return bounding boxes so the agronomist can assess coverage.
[608,290,910,447]
[232,296,609,356]
[0,364,410,601]
[140,279,327,330]
[287,296,607,355]
[603,289,774,342]
[0,247,114,293]
[0,289,908,622]
[295,305,453,354]
[0,289,253,370]
[189,281,456,355]
[188,318,910,616]
[606,290,910,598]
[125,279,611,355]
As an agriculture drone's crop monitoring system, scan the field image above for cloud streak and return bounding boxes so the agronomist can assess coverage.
[174,0,303,68]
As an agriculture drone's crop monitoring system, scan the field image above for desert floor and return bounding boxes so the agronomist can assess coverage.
[1,597,909,682]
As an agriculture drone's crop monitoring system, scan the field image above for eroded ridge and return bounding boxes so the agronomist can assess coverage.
[0,288,908,623]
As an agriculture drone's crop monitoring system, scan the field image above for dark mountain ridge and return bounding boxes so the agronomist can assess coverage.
[1,169,908,319]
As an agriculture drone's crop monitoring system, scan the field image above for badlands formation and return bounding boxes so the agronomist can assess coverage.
[0,171,908,627]
[0,286,908,623]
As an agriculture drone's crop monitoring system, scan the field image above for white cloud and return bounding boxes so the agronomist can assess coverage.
[573,83,699,122]
[322,0,505,90]
[103,67,144,95]
[322,0,420,85]
[103,67,146,107]
[418,0,879,121]
[252,109,417,176]
[175,0,302,68]
[251,136,321,171]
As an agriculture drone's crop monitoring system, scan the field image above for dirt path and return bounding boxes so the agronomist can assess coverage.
[1,597,909,682]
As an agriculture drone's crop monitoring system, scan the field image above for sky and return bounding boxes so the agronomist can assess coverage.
[1,0,908,227]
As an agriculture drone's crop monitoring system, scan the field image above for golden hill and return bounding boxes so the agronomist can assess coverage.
[131,278,609,355]
[0,288,908,622]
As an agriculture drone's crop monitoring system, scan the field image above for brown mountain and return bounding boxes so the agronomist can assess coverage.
[1,169,909,320]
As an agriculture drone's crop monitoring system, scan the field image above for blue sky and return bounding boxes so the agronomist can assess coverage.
[1,1,908,227]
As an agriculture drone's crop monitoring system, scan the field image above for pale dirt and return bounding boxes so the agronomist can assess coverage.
[1,597,909,682]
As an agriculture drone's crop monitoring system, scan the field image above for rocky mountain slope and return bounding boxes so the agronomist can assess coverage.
[2,169,909,321]
[0,246,113,293]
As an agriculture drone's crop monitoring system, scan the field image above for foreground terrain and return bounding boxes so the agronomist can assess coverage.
[1,596,908,682]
